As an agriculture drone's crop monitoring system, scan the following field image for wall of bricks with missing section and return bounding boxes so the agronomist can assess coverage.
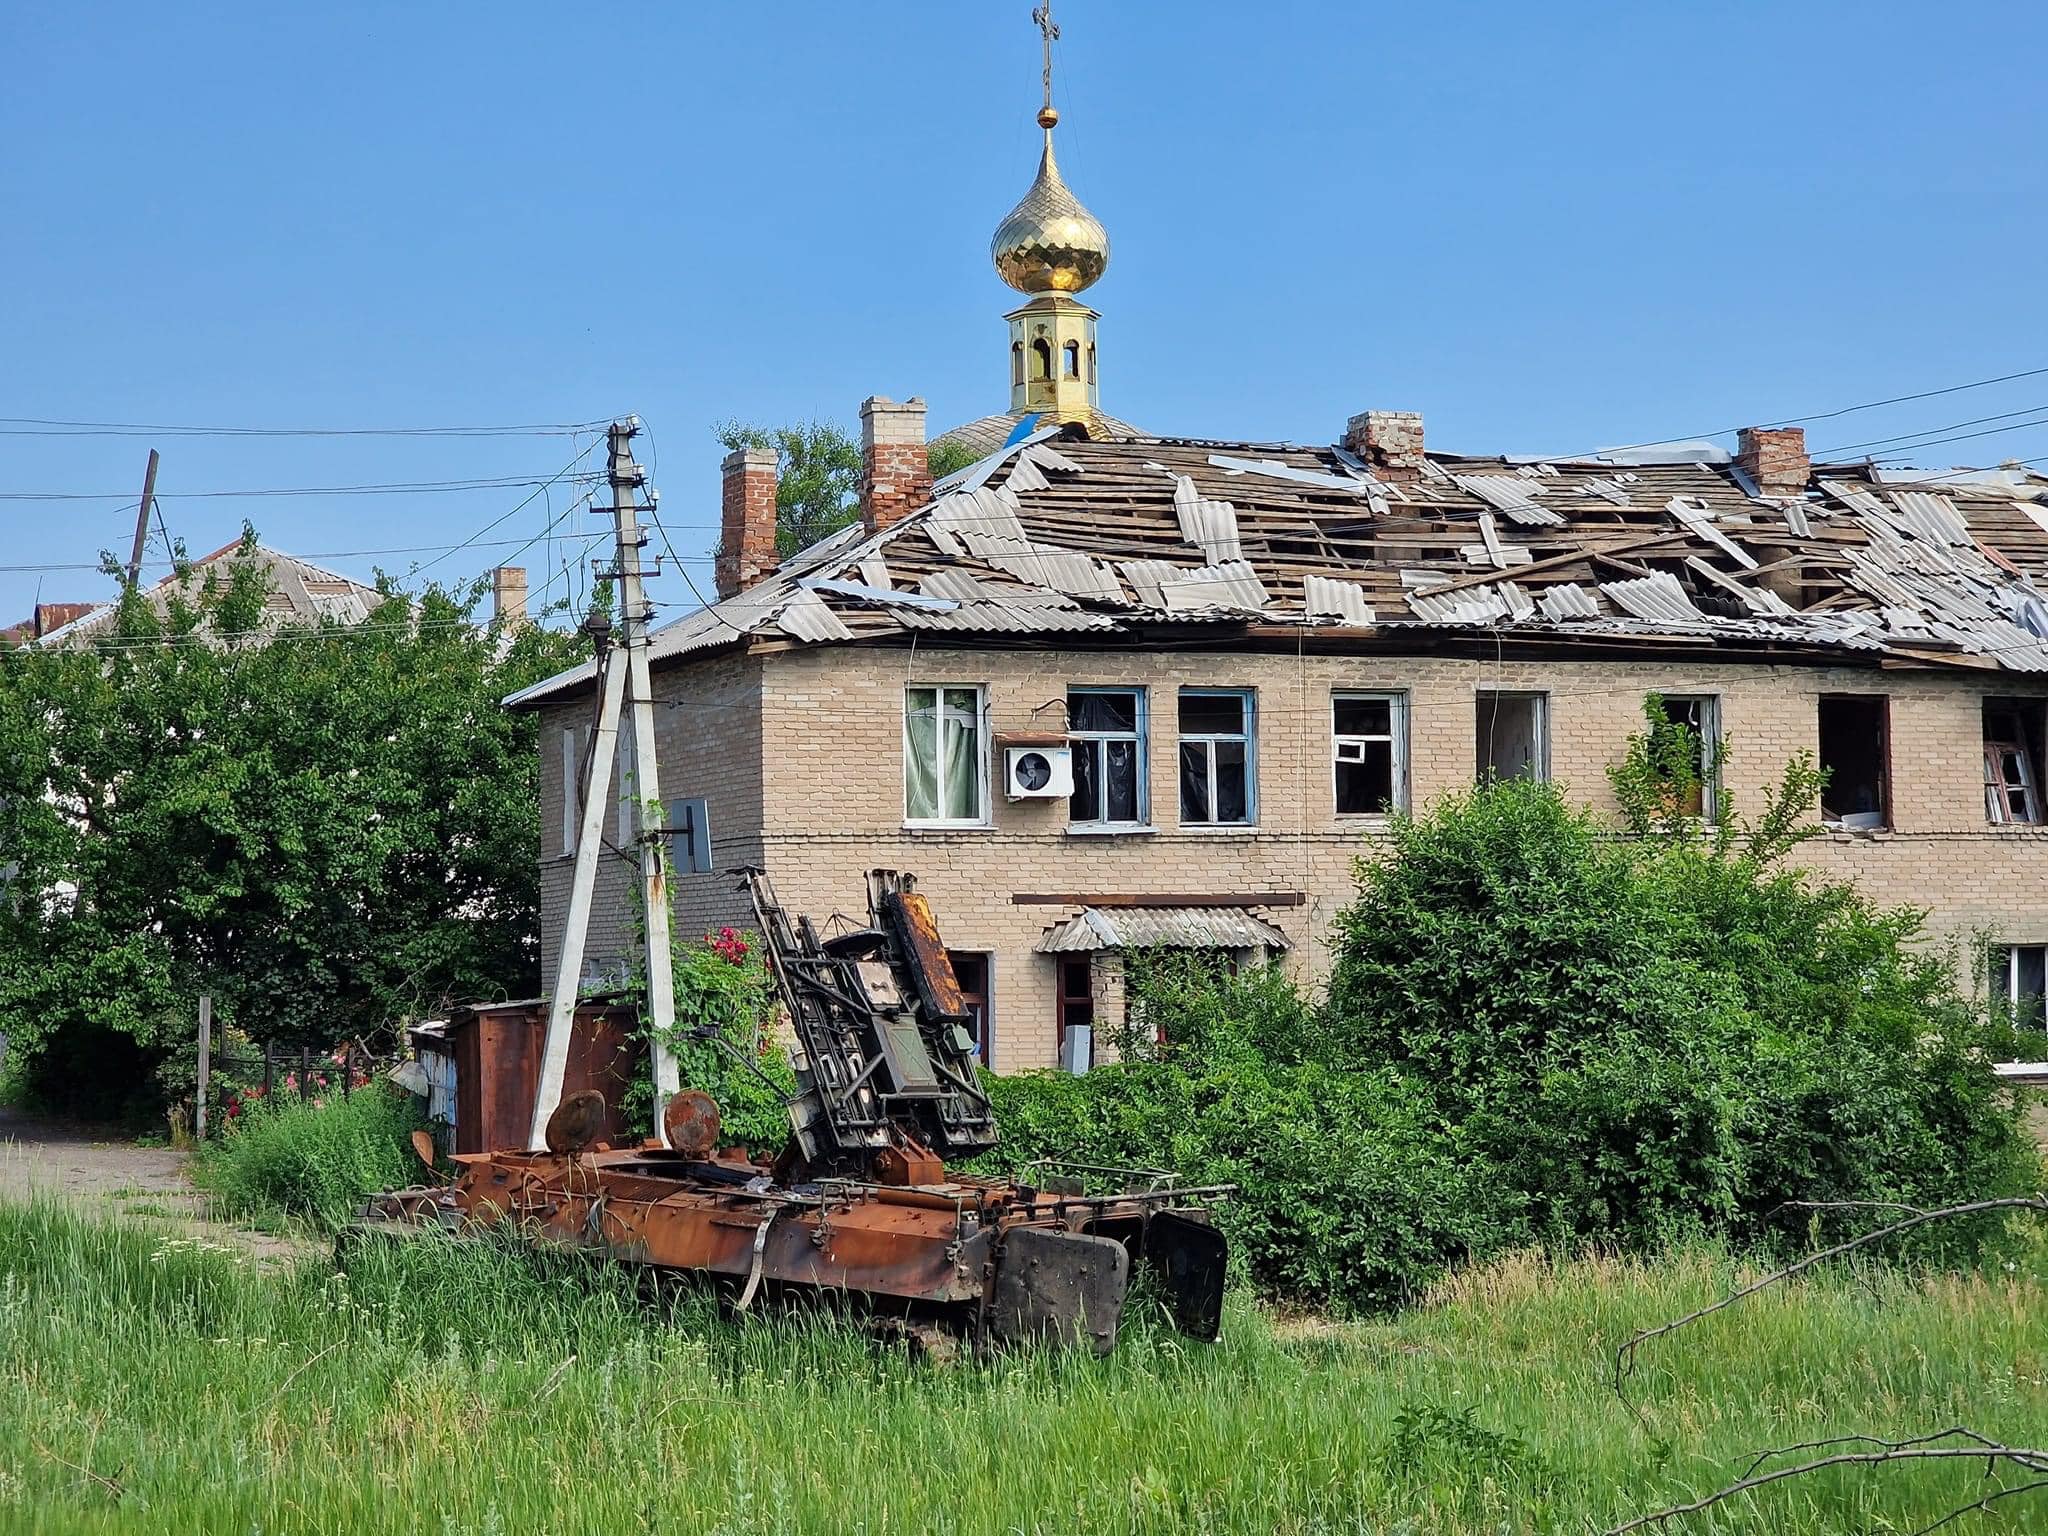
[535,642,2048,1072]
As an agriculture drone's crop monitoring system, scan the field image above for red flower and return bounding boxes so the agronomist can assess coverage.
[706,926,750,965]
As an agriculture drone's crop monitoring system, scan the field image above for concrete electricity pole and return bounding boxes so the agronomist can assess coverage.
[126,449,160,590]
[527,417,681,1150]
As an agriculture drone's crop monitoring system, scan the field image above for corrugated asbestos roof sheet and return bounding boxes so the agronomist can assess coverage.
[1034,906,1292,954]
[507,423,2048,706]
[33,542,391,650]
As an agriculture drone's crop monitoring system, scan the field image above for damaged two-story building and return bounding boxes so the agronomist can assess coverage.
[509,87,2048,1070]
[511,403,2048,1069]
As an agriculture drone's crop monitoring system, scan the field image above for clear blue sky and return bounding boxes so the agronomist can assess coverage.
[5,1,2046,624]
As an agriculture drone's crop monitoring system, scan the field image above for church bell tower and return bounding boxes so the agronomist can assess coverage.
[988,3,1111,428]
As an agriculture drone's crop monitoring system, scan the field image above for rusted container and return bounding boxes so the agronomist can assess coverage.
[447,997,642,1154]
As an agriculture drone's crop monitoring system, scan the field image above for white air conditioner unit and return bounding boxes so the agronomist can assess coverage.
[1004,744,1074,800]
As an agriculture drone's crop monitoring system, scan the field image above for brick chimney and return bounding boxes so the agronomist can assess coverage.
[490,566,529,629]
[1344,409,1425,482]
[717,446,779,599]
[1736,426,1811,499]
[860,396,931,535]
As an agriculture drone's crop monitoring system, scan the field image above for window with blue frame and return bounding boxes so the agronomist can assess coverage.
[1179,688,1255,825]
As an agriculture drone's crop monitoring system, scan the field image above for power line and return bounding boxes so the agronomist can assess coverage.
[1811,403,2048,457]
[0,415,616,438]
[411,437,605,576]
[0,538,717,575]
[0,472,605,503]
[1817,417,2048,462]
[1565,362,2048,461]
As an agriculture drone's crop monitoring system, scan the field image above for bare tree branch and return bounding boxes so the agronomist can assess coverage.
[1604,1440,2048,1535]
[1737,1426,2010,1482]
[1613,1195,2048,1417]
[1908,1477,2048,1535]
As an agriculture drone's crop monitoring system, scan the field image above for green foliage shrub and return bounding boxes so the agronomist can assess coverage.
[985,959,1520,1310]
[631,929,797,1149]
[991,765,2038,1311]
[198,1083,426,1231]
[0,533,588,1119]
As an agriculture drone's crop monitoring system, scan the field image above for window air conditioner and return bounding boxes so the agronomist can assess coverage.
[1004,744,1074,800]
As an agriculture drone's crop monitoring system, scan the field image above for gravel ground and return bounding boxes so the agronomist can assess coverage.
[0,1104,316,1263]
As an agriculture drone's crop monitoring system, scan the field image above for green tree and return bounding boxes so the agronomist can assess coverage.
[0,535,585,1116]
[715,420,985,559]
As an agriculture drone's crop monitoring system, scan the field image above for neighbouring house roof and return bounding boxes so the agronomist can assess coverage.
[1035,905,1292,953]
[30,541,390,650]
[506,426,2048,709]
[1,602,96,646]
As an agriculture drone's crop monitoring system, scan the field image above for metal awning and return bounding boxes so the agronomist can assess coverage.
[1035,906,1290,954]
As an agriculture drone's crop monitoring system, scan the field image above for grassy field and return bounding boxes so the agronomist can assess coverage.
[0,1201,2042,1535]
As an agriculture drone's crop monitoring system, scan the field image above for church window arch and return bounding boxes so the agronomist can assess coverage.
[1062,340,1080,378]
[1031,337,1052,381]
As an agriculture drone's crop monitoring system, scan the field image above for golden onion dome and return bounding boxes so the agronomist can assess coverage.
[990,108,1110,296]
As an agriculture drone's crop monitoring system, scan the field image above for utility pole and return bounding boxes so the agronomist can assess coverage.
[126,449,160,590]
[527,417,680,1150]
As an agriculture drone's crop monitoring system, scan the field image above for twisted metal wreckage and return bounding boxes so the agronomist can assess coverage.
[363,421,1229,1353]
[366,868,1230,1353]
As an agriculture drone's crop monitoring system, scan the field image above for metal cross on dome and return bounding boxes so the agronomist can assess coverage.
[1033,1,1059,115]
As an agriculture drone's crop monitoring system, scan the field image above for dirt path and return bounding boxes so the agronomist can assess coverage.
[0,1104,317,1263]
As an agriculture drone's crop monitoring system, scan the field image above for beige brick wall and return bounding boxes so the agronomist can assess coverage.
[537,642,2048,1072]
[537,652,765,995]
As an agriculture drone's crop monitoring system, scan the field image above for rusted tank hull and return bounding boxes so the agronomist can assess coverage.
[369,1146,1227,1353]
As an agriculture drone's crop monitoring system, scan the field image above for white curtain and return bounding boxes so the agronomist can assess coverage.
[941,687,980,821]
[905,688,940,820]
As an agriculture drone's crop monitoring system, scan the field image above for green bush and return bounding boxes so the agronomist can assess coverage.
[198,1083,425,1231]
[1333,778,2037,1261]
[989,774,2038,1313]
[984,959,1520,1310]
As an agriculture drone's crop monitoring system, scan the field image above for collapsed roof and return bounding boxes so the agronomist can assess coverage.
[508,428,2048,708]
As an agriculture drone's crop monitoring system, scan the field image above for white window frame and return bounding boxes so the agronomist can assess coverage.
[1994,943,2047,1031]
[1475,688,1549,784]
[1068,685,1149,828]
[1331,690,1408,817]
[1984,699,2045,825]
[903,684,989,828]
[1656,693,1722,820]
[1179,687,1257,826]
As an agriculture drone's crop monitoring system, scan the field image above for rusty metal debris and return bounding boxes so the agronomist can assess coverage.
[364,869,1230,1353]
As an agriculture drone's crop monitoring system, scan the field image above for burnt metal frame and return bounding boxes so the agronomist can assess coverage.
[743,868,998,1175]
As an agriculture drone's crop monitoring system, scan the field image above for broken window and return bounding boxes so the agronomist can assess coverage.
[1069,688,1147,827]
[1062,340,1080,378]
[1333,692,1405,815]
[1984,699,2045,824]
[1476,691,1547,782]
[1993,944,2047,1031]
[1651,694,1719,818]
[949,951,992,1064]
[1057,956,1095,1073]
[904,685,987,825]
[1179,688,1254,825]
[1818,694,1889,829]
[1010,341,1024,387]
[1031,337,1052,381]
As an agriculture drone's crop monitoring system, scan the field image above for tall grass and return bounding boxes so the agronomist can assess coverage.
[195,1084,425,1231]
[0,1200,2041,1534]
